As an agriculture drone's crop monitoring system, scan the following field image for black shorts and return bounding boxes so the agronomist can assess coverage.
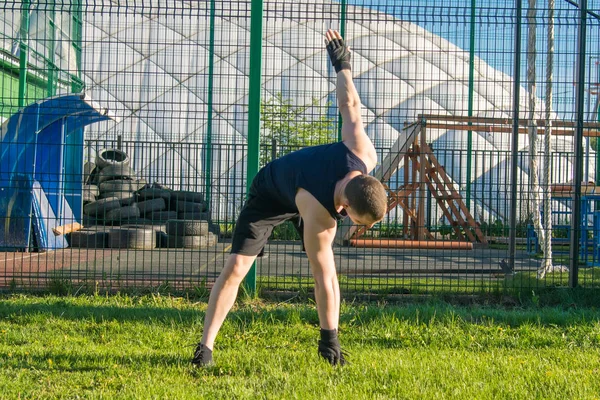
[231,172,304,257]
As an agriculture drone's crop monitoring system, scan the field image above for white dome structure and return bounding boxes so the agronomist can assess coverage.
[1,0,587,224]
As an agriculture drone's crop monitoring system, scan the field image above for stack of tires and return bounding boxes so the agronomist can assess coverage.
[72,148,150,249]
[82,148,146,225]
[165,219,218,249]
[69,147,220,250]
[135,188,219,249]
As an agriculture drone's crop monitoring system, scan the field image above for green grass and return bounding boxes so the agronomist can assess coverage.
[257,269,600,303]
[2,295,600,399]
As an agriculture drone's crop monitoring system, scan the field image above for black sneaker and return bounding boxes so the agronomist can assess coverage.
[191,343,213,367]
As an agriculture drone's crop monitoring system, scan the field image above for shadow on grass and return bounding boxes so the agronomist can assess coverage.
[2,294,600,331]
[0,302,202,323]
[0,350,187,372]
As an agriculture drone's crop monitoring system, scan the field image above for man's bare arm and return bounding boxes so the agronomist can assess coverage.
[295,189,340,330]
[325,29,377,171]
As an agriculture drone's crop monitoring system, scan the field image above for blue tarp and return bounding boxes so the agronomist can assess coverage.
[0,94,113,251]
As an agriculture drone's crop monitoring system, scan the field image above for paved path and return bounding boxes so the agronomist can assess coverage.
[1,240,538,289]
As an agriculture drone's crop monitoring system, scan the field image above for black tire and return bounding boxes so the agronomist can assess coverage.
[122,223,167,233]
[172,190,204,203]
[145,210,177,222]
[109,227,156,249]
[166,219,209,236]
[105,205,141,222]
[167,232,217,249]
[137,198,166,214]
[68,229,110,249]
[82,215,100,226]
[99,179,144,194]
[177,211,210,221]
[99,191,136,206]
[173,199,207,213]
[96,148,130,170]
[84,184,100,197]
[136,178,148,190]
[156,231,169,248]
[136,187,172,203]
[98,164,136,183]
[116,217,152,226]
[84,161,98,185]
[84,197,121,217]
[83,184,98,204]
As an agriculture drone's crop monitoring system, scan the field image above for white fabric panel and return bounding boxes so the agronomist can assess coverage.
[384,55,451,95]
[355,68,415,112]
[152,39,209,82]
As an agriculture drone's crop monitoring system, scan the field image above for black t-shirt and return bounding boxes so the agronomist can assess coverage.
[257,142,368,219]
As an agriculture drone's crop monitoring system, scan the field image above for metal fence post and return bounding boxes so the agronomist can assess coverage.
[466,0,476,212]
[570,0,588,287]
[243,0,264,296]
[17,0,31,108]
[336,0,347,142]
[205,0,216,208]
[509,0,523,273]
[47,0,57,97]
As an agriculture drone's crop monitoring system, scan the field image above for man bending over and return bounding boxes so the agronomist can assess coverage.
[192,29,387,367]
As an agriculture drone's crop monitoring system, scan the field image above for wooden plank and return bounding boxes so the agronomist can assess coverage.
[423,178,466,241]
[424,123,599,137]
[374,122,421,182]
[418,125,426,240]
[411,151,418,239]
[413,155,468,241]
[386,193,434,240]
[420,153,477,242]
[423,143,488,244]
[419,114,600,129]
[403,152,409,238]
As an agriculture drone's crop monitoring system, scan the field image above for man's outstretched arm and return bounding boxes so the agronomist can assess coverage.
[325,29,377,172]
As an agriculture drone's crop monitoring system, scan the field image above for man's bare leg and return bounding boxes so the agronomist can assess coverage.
[192,253,257,366]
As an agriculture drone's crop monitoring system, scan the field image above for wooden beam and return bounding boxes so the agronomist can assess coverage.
[423,123,600,137]
[418,125,426,240]
[375,122,421,182]
[423,143,488,244]
[419,114,600,129]
[413,155,469,241]
[403,152,409,238]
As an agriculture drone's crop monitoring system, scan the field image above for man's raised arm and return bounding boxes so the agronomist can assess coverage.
[325,29,377,171]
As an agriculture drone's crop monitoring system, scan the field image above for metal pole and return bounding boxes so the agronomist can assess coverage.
[466,0,476,212]
[595,59,600,187]
[205,0,216,208]
[18,0,31,108]
[508,0,523,273]
[569,0,587,287]
[71,0,84,92]
[337,0,347,142]
[243,0,264,296]
[47,0,57,97]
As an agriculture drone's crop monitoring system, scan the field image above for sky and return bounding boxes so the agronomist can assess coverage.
[346,0,600,121]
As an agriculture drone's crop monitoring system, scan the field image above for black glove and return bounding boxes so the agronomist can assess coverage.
[318,328,347,366]
[326,38,352,73]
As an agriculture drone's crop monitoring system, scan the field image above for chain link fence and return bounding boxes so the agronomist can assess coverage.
[1,0,599,298]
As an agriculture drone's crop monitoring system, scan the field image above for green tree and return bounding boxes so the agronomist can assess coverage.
[260,93,336,166]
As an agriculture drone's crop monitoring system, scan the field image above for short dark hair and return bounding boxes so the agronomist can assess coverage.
[344,175,388,221]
